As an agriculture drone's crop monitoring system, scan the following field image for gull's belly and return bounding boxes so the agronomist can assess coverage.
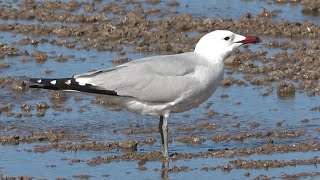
[170,78,221,113]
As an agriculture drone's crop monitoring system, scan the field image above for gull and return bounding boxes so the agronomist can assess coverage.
[28,30,260,158]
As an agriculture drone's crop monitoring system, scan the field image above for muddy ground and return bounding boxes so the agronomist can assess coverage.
[0,0,319,179]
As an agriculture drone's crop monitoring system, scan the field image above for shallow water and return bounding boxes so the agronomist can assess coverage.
[0,0,320,179]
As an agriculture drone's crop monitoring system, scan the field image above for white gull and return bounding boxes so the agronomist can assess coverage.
[28,30,260,158]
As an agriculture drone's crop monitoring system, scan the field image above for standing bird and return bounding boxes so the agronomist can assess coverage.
[28,30,260,158]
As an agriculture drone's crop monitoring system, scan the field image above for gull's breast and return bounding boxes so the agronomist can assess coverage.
[170,62,224,113]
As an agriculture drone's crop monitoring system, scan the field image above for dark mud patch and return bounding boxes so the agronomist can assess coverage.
[176,121,219,132]
[0,130,86,145]
[230,157,320,169]
[0,43,27,57]
[123,127,159,135]
[168,165,190,173]
[0,175,32,180]
[280,172,320,179]
[301,1,320,16]
[86,141,320,165]
[0,104,13,112]
[86,151,164,166]
[90,98,122,111]
[28,139,159,153]
[175,135,205,144]
[0,77,27,92]
[72,174,93,180]
[277,82,296,98]
[211,130,306,143]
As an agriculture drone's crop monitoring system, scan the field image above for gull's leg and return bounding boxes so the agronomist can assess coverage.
[159,115,164,146]
[159,114,169,158]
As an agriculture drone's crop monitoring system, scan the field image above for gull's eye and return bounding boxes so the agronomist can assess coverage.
[224,37,230,41]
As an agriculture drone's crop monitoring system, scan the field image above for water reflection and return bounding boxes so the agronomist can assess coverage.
[161,160,169,180]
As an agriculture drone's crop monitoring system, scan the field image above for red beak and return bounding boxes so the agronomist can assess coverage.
[236,35,261,44]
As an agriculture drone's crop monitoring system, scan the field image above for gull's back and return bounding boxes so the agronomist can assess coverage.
[75,52,206,102]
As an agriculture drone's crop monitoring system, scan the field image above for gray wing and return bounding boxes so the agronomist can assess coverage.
[74,52,204,103]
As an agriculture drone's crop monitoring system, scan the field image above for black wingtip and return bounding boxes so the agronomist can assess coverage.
[27,77,120,96]
[28,78,43,85]
[28,78,38,83]
[29,84,39,88]
[27,78,64,90]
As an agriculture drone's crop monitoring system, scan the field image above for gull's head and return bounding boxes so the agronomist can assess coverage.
[194,30,260,62]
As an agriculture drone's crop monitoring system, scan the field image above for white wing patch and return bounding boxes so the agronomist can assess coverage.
[37,79,42,83]
[50,80,57,85]
[75,78,90,86]
[65,79,71,85]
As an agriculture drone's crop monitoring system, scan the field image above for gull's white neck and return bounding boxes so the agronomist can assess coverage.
[194,46,228,65]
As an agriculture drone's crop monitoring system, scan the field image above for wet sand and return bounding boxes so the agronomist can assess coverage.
[0,0,319,179]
